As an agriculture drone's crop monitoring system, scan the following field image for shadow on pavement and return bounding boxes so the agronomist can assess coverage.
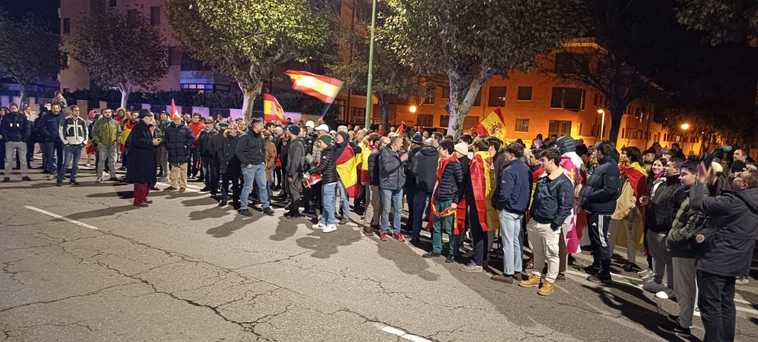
[295,226,362,259]
[375,238,441,282]
[0,182,58,190]
[181,196,218,207]
[64,204,138,221]
[269,215,301,241]
[206,214,260,238]
[188,205,235,221]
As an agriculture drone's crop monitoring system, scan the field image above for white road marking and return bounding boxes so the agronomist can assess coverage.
[375,323,431,342]
[25,206,99,230]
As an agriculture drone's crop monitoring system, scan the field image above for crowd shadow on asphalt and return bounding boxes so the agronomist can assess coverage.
[62,204,138,221]
[374,237,441,282]
[0,182,59,190]
[269,215,298,241]
[206,214,262,238]
[295,225,363,259]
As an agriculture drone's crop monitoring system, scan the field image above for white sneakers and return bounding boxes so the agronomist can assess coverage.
[312,223,337,233]
[313,223,324,230]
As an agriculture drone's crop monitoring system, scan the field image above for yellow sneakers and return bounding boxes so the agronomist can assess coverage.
[518,275,541,288]
[538,281,555,296]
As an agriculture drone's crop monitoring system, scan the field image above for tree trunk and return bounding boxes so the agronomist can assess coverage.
[608,101,625,146]
[240,81,263,123]
[119,88,129,109]
[446,66,490,139]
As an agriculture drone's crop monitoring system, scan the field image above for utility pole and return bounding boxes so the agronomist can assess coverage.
[364,0,377,129]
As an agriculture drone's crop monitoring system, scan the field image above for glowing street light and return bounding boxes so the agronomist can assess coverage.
[409,105,417,113]
[680,122,690,131]
[597,109,606,139]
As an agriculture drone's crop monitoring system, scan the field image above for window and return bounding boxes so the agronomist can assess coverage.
[488,86,506,107]
[550,87,585,111]
[127,9,138,26]
[548,120,572,136]
[463,116,479,129]
[62,18,70,34]
[417,114,433,127]
[517,86,532,101]
[439,115,449,128]
[90,0,105,14]
[350,107,363,124]
[423,85,434,104]
[109,0,117,7]
[515,119,529,132]
[472,90,481,106]
[555,52,590,74]
[442,87,449,99]
[168,47,182,66]
[150,6,161,26]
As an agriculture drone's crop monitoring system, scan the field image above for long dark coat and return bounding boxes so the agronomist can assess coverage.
[126,121,157,184]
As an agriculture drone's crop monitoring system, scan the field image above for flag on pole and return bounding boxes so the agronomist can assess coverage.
[285,70,343,104]
[473,109,507,142]
[335,145,360,198]
[263,94,285,122]
[169,98,178,118]
[396,123,405,137]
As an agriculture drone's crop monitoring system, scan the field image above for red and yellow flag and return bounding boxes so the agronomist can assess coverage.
[473,109,507,142]
[263,94,285,122]
[335,145,360,198]
[285,70,343,103]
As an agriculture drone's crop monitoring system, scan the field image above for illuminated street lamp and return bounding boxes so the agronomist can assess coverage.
[409,105,417,113]
[597,109,606,139]
[680,122,690,131]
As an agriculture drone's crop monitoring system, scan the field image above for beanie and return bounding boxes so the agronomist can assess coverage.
[319,134,333,146]
[287,124,301,136]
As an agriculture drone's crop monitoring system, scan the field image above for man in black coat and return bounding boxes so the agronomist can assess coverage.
[236,119,273,216]
[0,103,31,182]
[126,110,159,207]
[409,137,438,243]
[39,103,65,178]
[164,115,194,191]
[580,141,621,283]
[284,125,306,217]
[217,125,241,208]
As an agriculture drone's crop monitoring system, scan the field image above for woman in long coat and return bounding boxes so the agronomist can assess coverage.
[126,110,159,207]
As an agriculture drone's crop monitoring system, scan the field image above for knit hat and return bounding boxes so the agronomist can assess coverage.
[454,142,469,156]
[287,124,301,136]
[557,136,576,154]
[319,134,334,146]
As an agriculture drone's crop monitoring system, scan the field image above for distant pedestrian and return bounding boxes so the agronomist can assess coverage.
[91,108,120,182]
[164,114,194,192]
[57,105,88,186]
[0,103,31,182]
[126,110,159,207]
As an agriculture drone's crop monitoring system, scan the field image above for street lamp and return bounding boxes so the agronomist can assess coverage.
[409,105,417,113]
[597,109,606,139]
[680,122,690,131]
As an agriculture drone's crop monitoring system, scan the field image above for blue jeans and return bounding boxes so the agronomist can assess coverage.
[411,190,431,241]
[57,144,83,182]
[380,188,403,233]
[337,180,350,218]
[240,163,269,210]
[321,182,337,225]
[499,210,524,275]
[432,199,457,256]
[43,141,63,174]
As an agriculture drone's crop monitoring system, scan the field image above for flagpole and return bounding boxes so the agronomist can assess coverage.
[364,0,378,129]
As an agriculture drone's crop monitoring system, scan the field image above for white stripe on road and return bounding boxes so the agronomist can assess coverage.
[375,323,431,342]
[25,205,99,230]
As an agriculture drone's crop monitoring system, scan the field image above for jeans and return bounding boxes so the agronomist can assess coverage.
[499,210,524,275]
[96,143,117,179]
[698,270,736,342]
[406,187,416,232]
[57,144,83,182]
[337,180,350,218]
[470,206,489,266]
[380,188,403,233]
[431,199,457,256]
[527,219,561,283]
[45,141,63,174]
[587,213,613,277]
[3,141,28,177]
[411,190,431,241]
[240,163,269,210]
[321,182,337,225]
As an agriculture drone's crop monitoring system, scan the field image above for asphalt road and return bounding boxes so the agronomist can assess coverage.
[1,165,758,342]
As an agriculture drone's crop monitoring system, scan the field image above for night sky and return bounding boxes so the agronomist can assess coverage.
[0,0,60,32]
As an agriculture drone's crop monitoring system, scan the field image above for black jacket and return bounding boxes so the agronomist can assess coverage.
[126,121,156,184]
[367,148,381,187]
[236,130,266,166]
[459,156,473,202]
[435,159,463,202]
[580,157,620,215]
[404,145,422,189]
[646,175,687,233]
[410,146,438,193]
[310,145,338,184]
[219,135,240,176]
[164,123,194,164]
[0,112,30,142]
[207,132,226,165]
[39,110,64,143]
[379,147,406,191]
[286,137,306,177]
[492,159,532,214]
[692,185,758,277]
[531,173,574,230]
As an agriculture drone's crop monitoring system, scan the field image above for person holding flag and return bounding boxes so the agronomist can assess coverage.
[609,146,648,272]
[334,131,362,223]
[424,140,464,262]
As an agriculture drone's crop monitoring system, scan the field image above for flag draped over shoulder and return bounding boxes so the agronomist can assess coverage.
[263,94,285,122]
[336,145,360,197]
[473,109,507,142]
[285,70,343,103]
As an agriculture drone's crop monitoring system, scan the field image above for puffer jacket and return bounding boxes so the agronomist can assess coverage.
[531,173,574,230]
[410,146,438,193]
[435,158,463,202]
[164,122,194,164]
[580,156,620,215]
[310,144,338,184]
[39,110,65,143]
[379,147,406,191]
[236,130,266,166]
[59,116,88,145]
[692,185,758,277]
[646,175,687,233]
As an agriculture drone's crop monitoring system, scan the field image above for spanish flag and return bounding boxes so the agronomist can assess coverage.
[473,109,507,142]
[285,70,343,104]
[335,145,360,197]
[263,94,285,122]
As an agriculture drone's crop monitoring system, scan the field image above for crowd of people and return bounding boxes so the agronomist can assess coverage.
[1,96,757,342]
